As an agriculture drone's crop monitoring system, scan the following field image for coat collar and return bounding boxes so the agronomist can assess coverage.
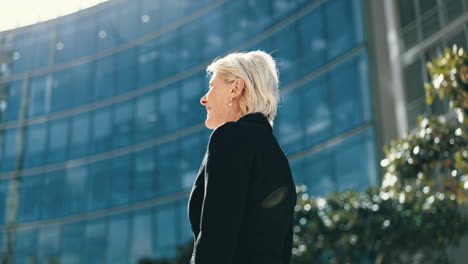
[236,112,272,132]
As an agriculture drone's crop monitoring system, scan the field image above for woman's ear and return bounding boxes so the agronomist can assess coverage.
[231,78,245,98]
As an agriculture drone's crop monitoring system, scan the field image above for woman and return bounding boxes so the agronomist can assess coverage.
[188,50,297,264]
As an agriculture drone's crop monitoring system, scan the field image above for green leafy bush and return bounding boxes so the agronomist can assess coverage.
[291,46,468,264]
[292,185,468,264]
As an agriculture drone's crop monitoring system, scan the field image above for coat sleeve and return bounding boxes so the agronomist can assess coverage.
[192,122,252,264]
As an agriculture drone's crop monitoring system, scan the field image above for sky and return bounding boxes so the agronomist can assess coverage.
[0,0,108,32]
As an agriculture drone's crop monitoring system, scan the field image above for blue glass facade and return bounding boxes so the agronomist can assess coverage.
[0,0,378,262]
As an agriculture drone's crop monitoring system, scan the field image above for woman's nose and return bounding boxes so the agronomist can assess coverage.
[200,95,207,106]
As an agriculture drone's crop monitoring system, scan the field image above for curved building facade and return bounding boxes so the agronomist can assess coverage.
[0,0,378,263]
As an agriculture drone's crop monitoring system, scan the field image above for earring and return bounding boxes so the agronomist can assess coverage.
[228,101,232,107]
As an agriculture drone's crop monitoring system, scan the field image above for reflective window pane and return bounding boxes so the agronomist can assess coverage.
[419,0,437,14]
[1,128,17,172]
[70,113,90,159]
[247,0,273,35]
[118,0,141,43]
[421,7,441,39]
[179,133,200,190]
[154,203,177,259]
[180,73,204,127]
[116,47,137,94]
[113,101,134,148]
[157,141,179,195]
[397,0,416,28]
[83,219,107,264]
[181,0,205,15]
[276,89,303,155]
[159,85,179,133]
[403,57,424,104]
[131,209,154,264]
[0,179,8,226]
[61,222,84,264]
[225,1,250,47]
[302,76,332,148]
[358,52,373,122]
[135,91,158,142]
[18,175,42,222]
[140,0,162,35]
[64,165,88,215]
[137,38,159,88]
[326,0,358,59]
[134,147,157,201]
[248,34,274,53]
[298,7,326,75]
[202,6,225,59]
[159,0,182,26]
[329,55,364,135]
[1,80,22,122]
[107,213,129,264]
[75,15,97,58]
[334,137,368,191]
[94,56,115,101]
[180,23,202,69]
[88,159,111,211]
[52,69,73,112]
[55,21,75,63]
[24,123,47,168]
[274,22,299,85]
[73,62,94,106]
[289,158,303,185]
[303,152,336,197]
[401,22,419,50]
[445,0,464,22]
[92,107,112,154]
[96,7,118,51]
[362,127,378,186]
[12,32,34,73]
[272,0,298,19]
[41,170,64,219]
[28,75,47,117]
[47,118,69,164]
[14,229,37,264]
[159,32,178,78]
[37,225,60,263]
[111,154,132,206]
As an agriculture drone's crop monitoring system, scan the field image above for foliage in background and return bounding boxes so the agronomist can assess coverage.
[292,185,468,264]
[425,45,468,126]
[291,45,468,264]
[379,114,467,196]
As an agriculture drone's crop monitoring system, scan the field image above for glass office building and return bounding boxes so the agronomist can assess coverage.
[0,0,378,262]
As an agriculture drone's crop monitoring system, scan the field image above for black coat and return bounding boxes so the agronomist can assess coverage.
[188,112,297,264]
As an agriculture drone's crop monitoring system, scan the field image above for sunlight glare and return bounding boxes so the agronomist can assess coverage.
[0,0,108,32]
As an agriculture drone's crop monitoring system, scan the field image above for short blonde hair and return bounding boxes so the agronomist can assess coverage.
[206,50,280,127]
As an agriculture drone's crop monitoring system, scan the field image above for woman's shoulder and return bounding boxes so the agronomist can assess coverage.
[209,121,241,145]
[208,120,269,151]
[211,118,268,139]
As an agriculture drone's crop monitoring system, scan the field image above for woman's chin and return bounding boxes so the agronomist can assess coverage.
[206,117,223,130]
[205,119,215,129]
